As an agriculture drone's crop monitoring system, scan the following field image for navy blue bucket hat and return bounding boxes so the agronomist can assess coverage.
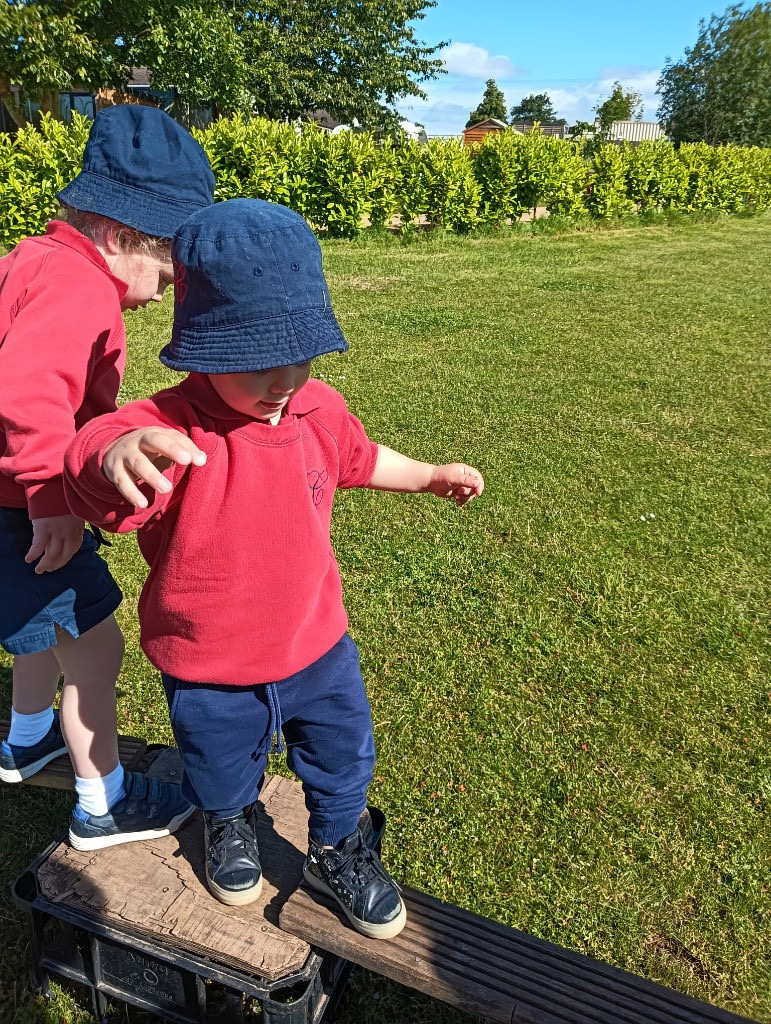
[58,105,214,238]
[160,199,348,374]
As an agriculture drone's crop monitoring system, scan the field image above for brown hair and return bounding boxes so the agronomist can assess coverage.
[59,205,172,260]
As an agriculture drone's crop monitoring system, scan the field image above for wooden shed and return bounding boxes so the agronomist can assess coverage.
[462,117,510,146]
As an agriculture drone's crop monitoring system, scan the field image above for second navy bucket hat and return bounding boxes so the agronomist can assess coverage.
[58,105,215,238]
[160,199,349,374]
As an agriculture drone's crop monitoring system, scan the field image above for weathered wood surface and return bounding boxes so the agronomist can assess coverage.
[0,720,146,790]
[36,773,313,981]
[280,885,757,1024]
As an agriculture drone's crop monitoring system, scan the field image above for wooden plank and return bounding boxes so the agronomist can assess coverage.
[397,896,733,1021]
[35,773,313,981]
[279,885,757,1024]
[0,720,146,790]
[385,897,738,1024]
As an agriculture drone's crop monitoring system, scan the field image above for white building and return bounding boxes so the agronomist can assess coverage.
[607,120,667,143]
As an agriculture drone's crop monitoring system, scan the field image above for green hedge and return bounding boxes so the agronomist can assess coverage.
[2,112,771,246]
[0,114,90,248]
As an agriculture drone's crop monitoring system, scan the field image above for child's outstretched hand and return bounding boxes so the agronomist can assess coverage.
[427,463,484,506]
[102,427,207,508]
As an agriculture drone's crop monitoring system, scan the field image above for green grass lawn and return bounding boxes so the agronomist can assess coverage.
[2,215,769,1024]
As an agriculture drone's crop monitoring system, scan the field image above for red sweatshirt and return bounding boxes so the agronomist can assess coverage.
[0,221,128,518]
[64,374,378,685]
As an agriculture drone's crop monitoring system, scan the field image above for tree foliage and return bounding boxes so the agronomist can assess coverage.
[466,79,507,128]
[594,80,643,130]
[196,0,446,127]
[509,92,562,123]
[134,1,252,118]
[0,0,445,130]
[0,0,135,126]
[657,2,771,146]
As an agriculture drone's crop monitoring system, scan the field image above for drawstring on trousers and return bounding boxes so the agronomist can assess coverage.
[265,682,285,754]
[88,524,112,549]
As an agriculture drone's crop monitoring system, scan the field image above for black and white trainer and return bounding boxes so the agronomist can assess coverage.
[69,769,195,851]
[0,709,68,783]
[304,825,406,939]
[204,803,263,906]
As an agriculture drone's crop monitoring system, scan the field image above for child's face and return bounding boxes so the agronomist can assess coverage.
[112,252,175,311]
[208,362,312,421]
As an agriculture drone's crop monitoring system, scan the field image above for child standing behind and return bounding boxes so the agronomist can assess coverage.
[64,199,484,938]
[0,104,214,849]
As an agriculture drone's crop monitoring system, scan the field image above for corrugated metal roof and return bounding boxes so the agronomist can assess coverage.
[610,120,667,142]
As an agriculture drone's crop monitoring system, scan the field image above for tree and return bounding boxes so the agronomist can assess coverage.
[0,1,136,127]
[594,80,643,130]
[509,92,562,123]
[657,2,771,146]
[0,0,256,127]
[238,0,446,128]
[466,79,507,127]
[0,0,446,130]
[567,119,595,140]
[133,0,261,119]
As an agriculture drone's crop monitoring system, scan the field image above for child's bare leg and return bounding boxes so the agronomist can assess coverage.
[54,615,123,779]
[11,648,61,714]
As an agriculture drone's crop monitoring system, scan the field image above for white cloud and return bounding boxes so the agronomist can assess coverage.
[601,67,661,94]
[401,104,463,137]
[442,42,521,80]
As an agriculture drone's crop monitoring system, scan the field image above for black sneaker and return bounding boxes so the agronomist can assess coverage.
[204,803,263,906]
[0,710,68,783]
[304,825,407,939]
[69,770,195,851]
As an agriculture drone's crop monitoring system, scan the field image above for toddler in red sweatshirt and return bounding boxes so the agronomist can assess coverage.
[64,198,483,937]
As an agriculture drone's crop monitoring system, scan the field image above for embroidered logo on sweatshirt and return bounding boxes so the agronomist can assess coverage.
[307,470,328,507]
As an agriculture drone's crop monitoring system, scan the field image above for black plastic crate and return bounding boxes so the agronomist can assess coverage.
[12,807,386,1024]
[12,862,346,1023]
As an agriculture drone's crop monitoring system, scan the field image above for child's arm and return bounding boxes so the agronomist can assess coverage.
[1,273,124,570]
[64,404,206,531]
[367,445,484,506]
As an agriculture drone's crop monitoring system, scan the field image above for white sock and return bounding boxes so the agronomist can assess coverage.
[7,705,55,747]
[75,763,126,817]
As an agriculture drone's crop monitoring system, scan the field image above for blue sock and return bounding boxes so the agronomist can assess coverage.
[7,705,55,748]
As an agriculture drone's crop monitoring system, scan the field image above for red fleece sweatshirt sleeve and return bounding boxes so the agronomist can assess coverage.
[335,409,379,489]
[63,396,195,533]
[0,267,123,518]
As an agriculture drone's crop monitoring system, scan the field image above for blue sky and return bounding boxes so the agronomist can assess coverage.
[400,0,740,135]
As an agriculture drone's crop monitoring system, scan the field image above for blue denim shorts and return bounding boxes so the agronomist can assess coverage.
[0,506,122,656]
